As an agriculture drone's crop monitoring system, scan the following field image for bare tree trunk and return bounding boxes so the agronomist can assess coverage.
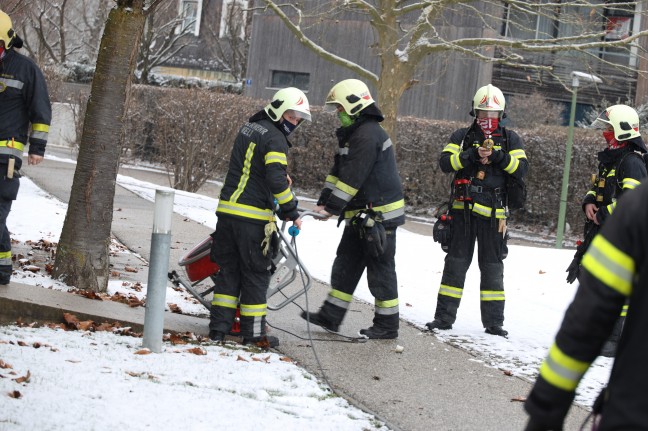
[53,2,146,292]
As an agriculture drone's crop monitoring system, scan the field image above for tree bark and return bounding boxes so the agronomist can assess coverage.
[53,3,146,292]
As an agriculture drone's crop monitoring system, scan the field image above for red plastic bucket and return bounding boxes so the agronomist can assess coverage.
[178,236,220,282]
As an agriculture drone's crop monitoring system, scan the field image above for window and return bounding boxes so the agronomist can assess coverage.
[502,1,556,40]
[180,0,202,36]
[220,0,248,39]
[271,71,310,91]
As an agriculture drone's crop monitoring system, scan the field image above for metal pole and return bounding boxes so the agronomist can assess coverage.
[555,86,578,248]
[142,189,175,353]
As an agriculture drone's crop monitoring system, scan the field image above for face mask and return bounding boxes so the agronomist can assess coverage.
[338,111,355,127]
[280,118,298,136]
[603,130,627,149]
[476,117,499,136]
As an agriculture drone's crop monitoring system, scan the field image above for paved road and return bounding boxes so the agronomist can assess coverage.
[15,147,590,431]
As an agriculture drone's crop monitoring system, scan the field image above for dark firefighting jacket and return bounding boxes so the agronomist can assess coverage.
[317,106,405,228]
[216,110,298,224]
[525,179,648,430]
[0,49,51,170]
[582,138,647,225]
[439,123,527,219]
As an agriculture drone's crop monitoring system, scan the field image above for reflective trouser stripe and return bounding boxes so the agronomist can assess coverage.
[375,298,399,315]
[326,289,352,309]
[212,294,238,309]
[480,290,505,301]
[438,284,463,299]
[239,303,267,317]
[0,250,11,266]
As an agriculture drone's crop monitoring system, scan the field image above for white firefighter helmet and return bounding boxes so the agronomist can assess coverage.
[325,79,375,115]
[0,10,15,48]
[264,87,311,122]
[472,84,506,116]
[593,104,641,141]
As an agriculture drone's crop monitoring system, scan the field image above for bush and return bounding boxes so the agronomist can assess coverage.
[116,87,607,237]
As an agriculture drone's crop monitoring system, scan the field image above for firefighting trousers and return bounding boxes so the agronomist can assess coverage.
[0,199,13,284]
[434,211,508,328]
[209,217,272,339]
[317,224,399,331]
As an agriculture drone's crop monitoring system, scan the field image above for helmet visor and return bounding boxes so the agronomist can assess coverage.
[592,110,612,129]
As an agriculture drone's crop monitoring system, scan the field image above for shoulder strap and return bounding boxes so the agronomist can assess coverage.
[501,127,509,152]
[615,150,644,186]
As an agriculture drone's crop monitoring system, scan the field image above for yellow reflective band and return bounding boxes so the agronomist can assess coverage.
[265,151,287,166]
[336,181,358,197]
[376,298,399,308]
[274,187,293,204]
[330,289,353,303]
[540,343,590,391]
[240,303,267,317]
[504,156,519,174]
[231,142,256,202]
[607,170,616,178]
[212,294,238,309]
[620,304,628,317]
[0,140,25,151]
[472,203,507,219]
[480,290,505,301]
[509,149,527,159]
[450,153,464,171]
[443,143,460,155]
[0,251,11,259]
[216,200,274,222]
[622,177,640,189]
[438,284,463,299]
[31,123,50,133]
[582,235,634,296]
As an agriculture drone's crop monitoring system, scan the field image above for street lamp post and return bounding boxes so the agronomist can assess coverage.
[555,71,602,248]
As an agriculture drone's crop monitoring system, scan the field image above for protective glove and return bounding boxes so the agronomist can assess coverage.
[433,215,452,253]
[489,149,505,164]
[565,258,580,284]
[362,217,387,258]
[464,146,480,164]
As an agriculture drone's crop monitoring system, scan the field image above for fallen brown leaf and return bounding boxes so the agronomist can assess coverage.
[0,360,12,369]
[236,355,248,362]
[134,349,151,355]
[8,390,21,399]
[124,266,138,273]
[13,370,30,384]
[186,347,207,355]
[511,396,527,402]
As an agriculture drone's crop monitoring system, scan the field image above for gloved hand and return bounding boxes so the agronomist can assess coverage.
[362,217,387,258]
[565,258,580,284]
[433,215,452,252]
[465,146,480,163]
[489,149,505,164]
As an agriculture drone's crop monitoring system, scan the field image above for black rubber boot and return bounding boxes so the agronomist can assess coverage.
[425,320,452,330]
[300,310,340,332]
[358,326,398,339]
[209,330,225,343]
[485,326,508,338]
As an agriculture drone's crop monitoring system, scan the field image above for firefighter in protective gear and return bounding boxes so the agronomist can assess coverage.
[577,104,646,357]
[209,87,310,347]
[300,79,405,339]
[524,180,648,430]
[426,84,527,337]
[0,9,51,285]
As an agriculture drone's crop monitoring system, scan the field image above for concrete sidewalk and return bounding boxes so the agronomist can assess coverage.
[0,150,591,431]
